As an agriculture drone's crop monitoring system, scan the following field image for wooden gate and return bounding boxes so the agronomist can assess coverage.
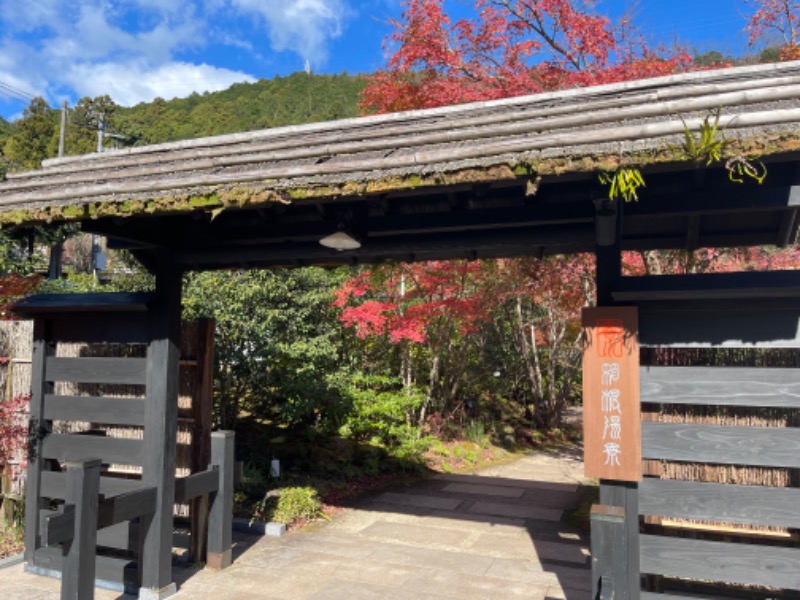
[591,271,800,599]
[14,293,232,597]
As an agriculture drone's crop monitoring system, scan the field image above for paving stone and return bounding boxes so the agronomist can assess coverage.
[403,567,550,600]
[282,533,377,559]
[367,543,495,575]
[427,510,527,531]
[306,579,420,600]
[464,532,539,559]
[376,492,463,511]
[441,482,525,498]
[293,554,417,587]
[546,583,592,600]
[434,473,579,493]
[484,558,560,584]
[467,500,563,521]
[485,558,591,591]
[358,521,473,549]
[531,539,590,565]
[547,566,592,592]
[469,534,588,564]
[520,488,585,508]
[0,451,591,599]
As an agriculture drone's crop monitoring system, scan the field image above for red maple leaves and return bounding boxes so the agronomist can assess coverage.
[334,261,490,344]
[0,273,42,320]
[361,0,692,114]
[745,0,800,49]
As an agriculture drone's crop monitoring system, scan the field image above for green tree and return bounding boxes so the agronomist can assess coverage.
[4,97,57,170]
[62,95,120,156]
[182,268,350,430]
[693,50,732,67]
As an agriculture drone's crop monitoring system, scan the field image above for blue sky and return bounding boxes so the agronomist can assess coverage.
[0,1,768,121]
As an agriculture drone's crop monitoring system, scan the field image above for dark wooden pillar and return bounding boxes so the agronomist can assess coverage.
[594,200,640,598]
[24,319,53,564]
[207,431,234,570]
[140,252,182,598]
[594,199,621,306]
[62,459,101,600]
[190,319,215,562]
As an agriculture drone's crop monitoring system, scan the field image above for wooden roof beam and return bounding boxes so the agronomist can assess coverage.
[174,224,594,269]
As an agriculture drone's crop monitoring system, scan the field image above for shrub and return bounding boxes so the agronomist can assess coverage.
[272,486,322,524]
[464,420,488,448]
[340,375,426,448]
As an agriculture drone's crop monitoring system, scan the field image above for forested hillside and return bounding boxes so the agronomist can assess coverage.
[0,72,365,171]
[118,72,366,145]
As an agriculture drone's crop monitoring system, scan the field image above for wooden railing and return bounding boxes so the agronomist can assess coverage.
[41,431,234,599]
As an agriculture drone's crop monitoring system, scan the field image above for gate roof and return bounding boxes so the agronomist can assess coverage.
[1,61,799,269]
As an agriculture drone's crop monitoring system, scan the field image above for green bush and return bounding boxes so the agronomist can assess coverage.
[465,420,488,448]
[272,487,322,524]
[339,374,426,448]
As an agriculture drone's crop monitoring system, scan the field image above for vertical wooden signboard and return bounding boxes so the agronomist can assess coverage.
[582,306,641,482]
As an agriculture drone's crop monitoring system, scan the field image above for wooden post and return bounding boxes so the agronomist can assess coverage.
[139,252,182,598]
[591,504,629,600]
[25,319,53,564]
[593,199,640,599]
[594,198,621,306]
[207,431,234,570]
[62,459,101,600]
[190,319,214,562]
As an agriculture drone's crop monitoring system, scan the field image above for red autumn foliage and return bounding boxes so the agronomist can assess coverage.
[0,393,29,482]
[0,273,42,320]
[745,0,800,47]
[623,246,800,277]
[335,261,491,344]
[361,0,692,113]
[348,0,798,429]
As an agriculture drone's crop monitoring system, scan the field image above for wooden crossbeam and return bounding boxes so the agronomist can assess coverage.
[40,486,157,547]
[174,468,219,504]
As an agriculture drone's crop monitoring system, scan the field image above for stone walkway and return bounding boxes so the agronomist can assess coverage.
[0,447,592,599]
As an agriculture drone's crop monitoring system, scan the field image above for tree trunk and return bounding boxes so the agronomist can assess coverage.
[641,250,663,275]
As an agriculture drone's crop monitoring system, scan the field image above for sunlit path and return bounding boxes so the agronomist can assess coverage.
[0,449,591,599]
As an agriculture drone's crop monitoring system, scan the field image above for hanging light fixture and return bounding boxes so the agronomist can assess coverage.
[319,230,361,251]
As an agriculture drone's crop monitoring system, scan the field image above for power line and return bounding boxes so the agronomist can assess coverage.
[0,79,37,104]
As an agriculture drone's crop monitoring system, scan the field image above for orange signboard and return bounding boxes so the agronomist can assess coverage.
[582,306,641,482]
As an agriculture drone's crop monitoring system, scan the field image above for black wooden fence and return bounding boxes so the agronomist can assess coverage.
[592,271,800,599]
[14,293,233,597]
[638,365,800,597]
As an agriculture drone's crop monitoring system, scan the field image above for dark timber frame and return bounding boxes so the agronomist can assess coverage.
[14,279,235,599]
[590,204,800,598]
[4,63,799,598]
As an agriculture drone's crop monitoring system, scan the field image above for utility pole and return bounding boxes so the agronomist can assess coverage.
[93,111,124,152]
[96,112,106,153]
[58,100,67,158]
[48,100,68,280]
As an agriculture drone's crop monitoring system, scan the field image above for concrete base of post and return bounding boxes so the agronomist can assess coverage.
[206,549,232,571]
[138,582,177,600]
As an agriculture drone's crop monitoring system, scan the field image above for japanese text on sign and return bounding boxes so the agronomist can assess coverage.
[582,307,641,482]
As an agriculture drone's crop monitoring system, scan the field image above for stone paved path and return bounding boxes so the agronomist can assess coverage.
[0,447,592,599]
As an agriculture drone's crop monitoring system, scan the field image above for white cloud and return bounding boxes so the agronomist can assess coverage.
[231,0,351,66]
[0,0,360,116]
[0,0,237,110]
[0,0,64,31]
[63,60,255,106]
[0,39,49,100]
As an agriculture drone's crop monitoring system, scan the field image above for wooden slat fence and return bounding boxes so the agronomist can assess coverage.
[590,275,800,599]
[636,325,800,597]
[0,317,215,560]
